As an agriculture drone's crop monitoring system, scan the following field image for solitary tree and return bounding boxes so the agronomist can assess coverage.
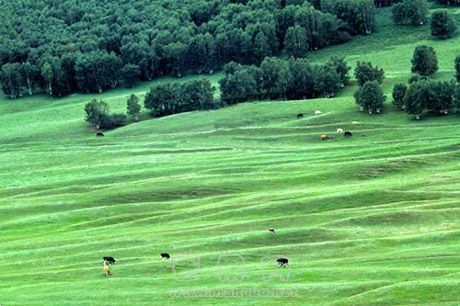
[392,83,408,110]
[127,94,141,121]
[431,10,457,39]
[392,0,429,26]
[403,81,427,119]
[354,81,386,114]
[354,61,385,86]
[84,99,110,129]
[425,80,457,114]
[411,45,438,76]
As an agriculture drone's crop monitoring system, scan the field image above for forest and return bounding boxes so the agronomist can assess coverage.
[1,0,458,99]
[0,0,379,98]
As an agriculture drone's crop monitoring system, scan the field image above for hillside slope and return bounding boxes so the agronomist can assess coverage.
[1,7,460,306]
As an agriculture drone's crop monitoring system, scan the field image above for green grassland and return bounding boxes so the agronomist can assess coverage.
[1,7,460,306]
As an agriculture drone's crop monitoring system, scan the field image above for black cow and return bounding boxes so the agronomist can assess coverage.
[277,258,288,267]
[344,131,353,137]
[268,228,275,234]
[103,256,116,264]
[297,113,304,119]
[96,132,104,137]
[161,253,170,260]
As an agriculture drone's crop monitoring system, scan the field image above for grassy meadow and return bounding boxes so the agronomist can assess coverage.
[1,7,460,306]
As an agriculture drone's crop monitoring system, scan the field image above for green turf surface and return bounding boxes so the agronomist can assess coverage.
[1,7,460,306]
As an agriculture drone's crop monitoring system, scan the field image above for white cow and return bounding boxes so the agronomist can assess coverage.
[315,110,322,115]
[336,128,343,133]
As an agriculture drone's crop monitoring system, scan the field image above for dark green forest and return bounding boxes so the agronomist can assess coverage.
[0,0,379,98]
[1,0,458,99]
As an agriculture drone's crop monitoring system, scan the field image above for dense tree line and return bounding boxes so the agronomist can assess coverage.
[219,56,350,104]
[321,0,376,35]
[89,58,350,129]
[0,0,378,99]
[436,0,460,6]
[392,48,460,119]
[396,79,460,119]
[280,6,352,55]
[373,0,402,7]
[456,55,460,82]
[144,79,215,117]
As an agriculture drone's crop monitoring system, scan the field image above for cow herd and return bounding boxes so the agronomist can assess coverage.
[98,109,356,277]
[297,111,354,141]
[96,110,353,141]
[102,228,292,277]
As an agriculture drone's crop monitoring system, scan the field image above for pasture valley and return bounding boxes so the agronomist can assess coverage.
[1,1,460,305]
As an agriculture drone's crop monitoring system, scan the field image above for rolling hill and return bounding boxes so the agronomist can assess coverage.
[1,6,460,306]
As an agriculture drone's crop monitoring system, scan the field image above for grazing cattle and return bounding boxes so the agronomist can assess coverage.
[344,131,353,137]
[336,128,343,133]
[161,253,170,260]
[268,228,275,234]
[103,262,112,276]
[297,113,304,119]
[315,110,322,115]
[277,258,289,268]
[96,132,104,137]
[103,256,117,264]
[320,134,329,141]
[352,121,359,125]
